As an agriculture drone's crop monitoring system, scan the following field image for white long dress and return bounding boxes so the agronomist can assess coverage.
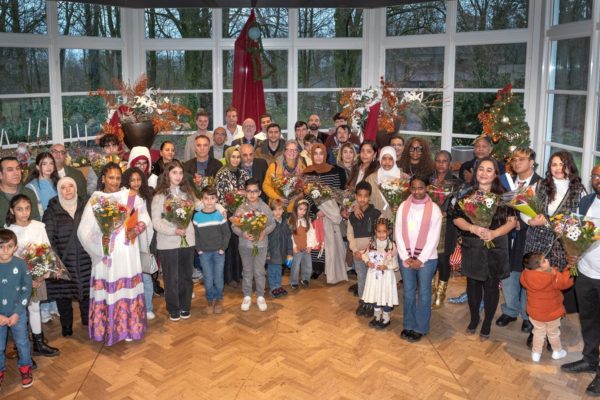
[77,188,152,346]
[361,239,399,307]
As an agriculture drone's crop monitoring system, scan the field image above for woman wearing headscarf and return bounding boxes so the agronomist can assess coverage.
[365,146,406,221]
[43,177,92,337]
[128,146,158,188]
[302,143,347,283]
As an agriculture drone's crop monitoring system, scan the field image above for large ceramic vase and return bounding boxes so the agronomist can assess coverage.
[122,120,155,150]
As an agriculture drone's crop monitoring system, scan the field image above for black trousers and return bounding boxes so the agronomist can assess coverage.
[55,297,89,328]
[575,273,600,372]
[466,277,500,336]
[438,218,458,282]
[158,247,195,315]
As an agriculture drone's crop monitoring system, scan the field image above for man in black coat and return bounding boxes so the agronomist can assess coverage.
[239,143,268,202]
[50,144,88,200]
[459,135,505,183]
[183,134,222,179]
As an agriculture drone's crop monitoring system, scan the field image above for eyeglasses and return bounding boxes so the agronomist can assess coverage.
[592,174,600,180]
[246,189,260,194]
[50,150,67,155]
[285,149,298,153]
[409,146,423,153]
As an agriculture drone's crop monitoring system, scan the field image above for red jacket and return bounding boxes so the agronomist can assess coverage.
[520,268,574,322]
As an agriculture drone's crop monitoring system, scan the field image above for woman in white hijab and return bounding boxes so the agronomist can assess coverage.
[365,146,405,220]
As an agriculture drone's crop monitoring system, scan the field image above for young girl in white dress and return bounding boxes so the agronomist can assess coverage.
[361,218,399,329]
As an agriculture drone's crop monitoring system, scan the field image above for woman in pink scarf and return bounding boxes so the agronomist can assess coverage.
[394,176,442,342]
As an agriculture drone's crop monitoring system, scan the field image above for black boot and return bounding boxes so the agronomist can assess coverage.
[355,300,366,316]
[31,357,37,370]
[32,333,60,357]
[363,303,374,318]
[62,324,73,337]
[152,273,164,296]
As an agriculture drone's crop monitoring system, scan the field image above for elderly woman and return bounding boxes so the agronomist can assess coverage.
[398,137,435,178]
[43,177,92,337]
[365,146,405,221]
[262,140,306,211]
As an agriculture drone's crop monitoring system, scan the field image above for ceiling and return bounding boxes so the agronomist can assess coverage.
[48,0,431,9]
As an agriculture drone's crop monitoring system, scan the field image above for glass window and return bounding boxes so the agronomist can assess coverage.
[146,50,212,90]
[298,50,361,89]
[145,8,211,38]
[222,8,288,38]
[297,92,341,124]
[546,94,586,147]
[401,134,441,153]
[0,0,46,34]
[0,98,50,143]
[385,47,444,88]
[0,48,49,94]
[60,49,122,92]
[222,49,287,90]
[223,92,288,131]
[62,95,106,140]
[457,0,528,32]
[549,38,590,91]
[57,2,120,37]
[553,0,593,25]
[401,92,443,133]
[179,93,213,130]
[298,8,363,38]
[455,43,526,89]
[453,92,526,135]
[547,145,582,172]
[386,2,446,36]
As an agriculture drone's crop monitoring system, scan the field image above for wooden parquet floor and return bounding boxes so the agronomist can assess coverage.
[1,275,596,399]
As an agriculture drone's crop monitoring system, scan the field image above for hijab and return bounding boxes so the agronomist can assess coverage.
[302,143,333,174]
[127,146,151,176]
[223,146,241,172]
[57,176,78,218]
[377,146,402,183]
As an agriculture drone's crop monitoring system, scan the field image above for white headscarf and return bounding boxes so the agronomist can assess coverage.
[57,176,78,218]
[377,146,402,183]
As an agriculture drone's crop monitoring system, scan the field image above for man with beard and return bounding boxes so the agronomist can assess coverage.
[232,119,262,148]
[239,144,268,202]
[255,123,285,165]
[561,164,600,397]
[307,114,327,143]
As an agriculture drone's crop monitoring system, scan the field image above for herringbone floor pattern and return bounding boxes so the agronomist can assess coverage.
[0,275,595,399]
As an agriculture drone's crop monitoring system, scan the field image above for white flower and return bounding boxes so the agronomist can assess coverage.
[311,190,320,198]
[176,208,187,219]
[163,97,170,104]
[402,91,424,103]
[484,198,494,208]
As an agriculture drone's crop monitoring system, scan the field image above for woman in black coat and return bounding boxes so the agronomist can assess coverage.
[43,177,92,337]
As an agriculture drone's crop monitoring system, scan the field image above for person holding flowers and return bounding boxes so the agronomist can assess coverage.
[231,178,275,312]
[365,146,407,221]
[78,162,151,345]
[452,157,517,340]
[262,140,306,211]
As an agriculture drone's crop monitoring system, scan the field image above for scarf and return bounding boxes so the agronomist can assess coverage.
[401,194,433,258]
[57,176,78,218]
[223,147,240,172]
[302,143,333,174]
[377,146,402,184]
[127,146,151,176]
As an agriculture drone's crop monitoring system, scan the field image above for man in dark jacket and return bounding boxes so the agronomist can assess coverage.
[0,156,40,226]
[255,123,285,165]
[459,135,505,183]
[239,144,268,203]
[183,134,222,179]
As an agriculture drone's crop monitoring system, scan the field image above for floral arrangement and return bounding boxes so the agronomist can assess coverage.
[90,152,122,177]
[502,186,543,219]
[90,74,192,143]
[224,192,245,215]
[458,190,500,248]
[22,243,70,284]
[379,177,410,218]
[339,77,425,136]
[427,183,455,207]
[550,213,600,276]
[336,189,356,212]
[90,195,128,263]
[230,210,268,256]
[304,181,334,207]
[192,174,215,197]
[66,154,91,168]
[162,194,195,247]
[272,175,304,199]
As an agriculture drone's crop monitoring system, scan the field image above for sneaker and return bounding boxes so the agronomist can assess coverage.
[125,338,133,342]
[532,352,541,363]
[257,296,268,311]
[180,310,191,319]
[146,311,156,320]
[279,288,288,297]
[19,365,33,388]
[552,349,567,360]
[241,296,252,311]
[270,289,280,298]
[300,280,309,288]
[448,292,468,304]
[169,313,180,321]
[290,283,299,290]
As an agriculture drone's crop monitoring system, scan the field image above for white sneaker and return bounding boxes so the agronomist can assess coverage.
[146,311,156,320]
[241,296,252,311]
[257,296,267,312]
[531,352,541,363]
[552,349,567,360]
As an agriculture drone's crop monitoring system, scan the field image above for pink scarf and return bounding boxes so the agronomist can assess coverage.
[401,194,433,258]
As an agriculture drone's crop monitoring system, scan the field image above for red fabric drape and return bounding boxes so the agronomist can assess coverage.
[231,10,266,125]
[363,102,381,142]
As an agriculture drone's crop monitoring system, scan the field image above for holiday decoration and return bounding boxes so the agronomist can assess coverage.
[477,83,531,163]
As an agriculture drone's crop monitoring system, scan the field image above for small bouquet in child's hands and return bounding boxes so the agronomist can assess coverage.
[501,186,544,219]
[379,177,409,219]
[230,210,268,256]
[550,213,600,276]
[366,251,386,279]
[224,192,245,215]
[272,175,304,198]
[458,190,500,248]
[91,195,128,263]
[162,194,195,247]
[22,243,70,295]
[304,181,333,207]
[336,189,356,212]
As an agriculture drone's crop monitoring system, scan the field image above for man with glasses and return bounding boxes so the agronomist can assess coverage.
[86,134,120,196]
[561,165,600,397]
[232,118,262,148]
[0,156,40,226]
[459,135,505,183]
[50,143,87,199]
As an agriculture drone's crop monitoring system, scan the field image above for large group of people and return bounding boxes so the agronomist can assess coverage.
[0,106,599,397]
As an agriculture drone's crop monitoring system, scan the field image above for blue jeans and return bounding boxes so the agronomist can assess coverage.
[400,259,438,334]
[290,252,312,285]
[500,271,528,320]
[0,311,32,370]
[267,263,283,290]
[142,273,154,313]
[199,251,225,302]
[353,259,368,298]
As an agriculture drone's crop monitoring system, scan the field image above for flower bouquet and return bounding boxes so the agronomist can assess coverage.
[162,194,195,247]
[502,186,544,219]
[90,152,122,177]
[230,210,268,256]
[224,192,245,215]
[91,195,128,263]
[379,177,410,219]
[304,181,334,207]
[272,175,304,199]
[550,213,600,276]
[458,190,500,248]
[427,183,455,207]
[192,174,215,197]
[22,243,71,296]
[337,189,356,212]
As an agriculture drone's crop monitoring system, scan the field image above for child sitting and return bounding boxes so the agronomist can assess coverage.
[520,252,573,362]
[0,229,33,389]
[266,199,292,297]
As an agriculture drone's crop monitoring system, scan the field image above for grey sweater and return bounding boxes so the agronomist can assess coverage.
[231,200,275,249]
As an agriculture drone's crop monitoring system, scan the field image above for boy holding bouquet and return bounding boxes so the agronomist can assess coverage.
[231,178,275,311]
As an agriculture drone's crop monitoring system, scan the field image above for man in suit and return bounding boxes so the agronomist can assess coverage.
[209,127,229,161]
[495,147,541,336]
[50,143,88,199]
[240,143,268,202]
[255,123,285,165]
[232,118,262,148]
[183,134,222,179]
